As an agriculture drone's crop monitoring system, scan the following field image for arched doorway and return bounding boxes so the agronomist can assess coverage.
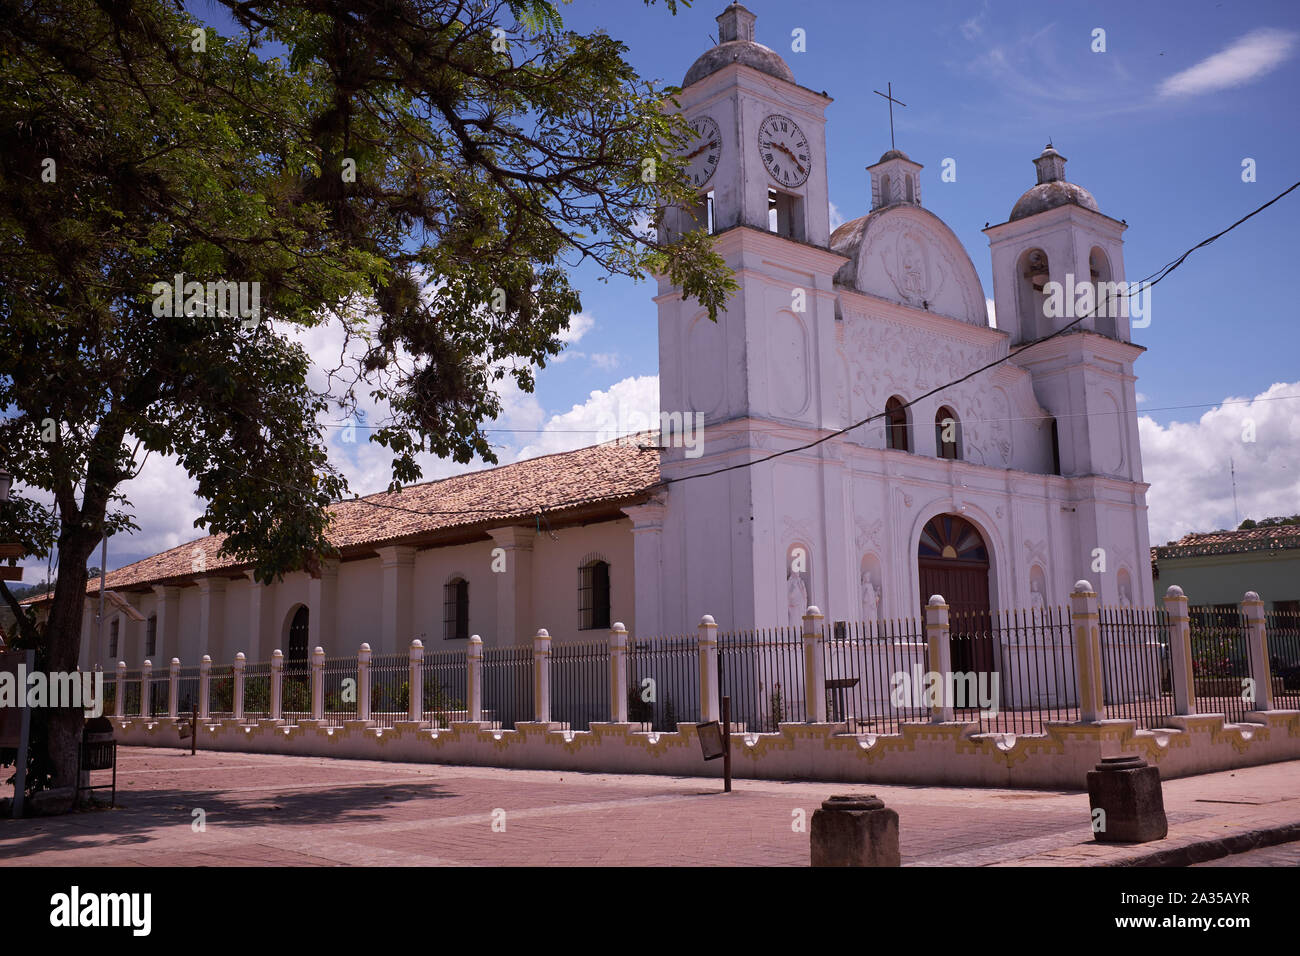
[918,514,993,673]
[287,606,310,669]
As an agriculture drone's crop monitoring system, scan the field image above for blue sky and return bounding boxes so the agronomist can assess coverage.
[19,0,1300,578]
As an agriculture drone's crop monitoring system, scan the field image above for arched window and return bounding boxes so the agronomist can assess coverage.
[1090,246,1118,339]
[287,606,310,666]
[935,406,960,460]
[885,396,910,451]
[444,578,469,640]
[108,618,119,659]
[579,559,611,630]
[880,174,891,205]
[1017,247,1050,341]
[145,614,157,658]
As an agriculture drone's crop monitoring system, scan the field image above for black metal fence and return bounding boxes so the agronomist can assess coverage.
[148,674,168,717]
[1189,606,1254,724]
[322,655,358,727]
[481,644,532,730]
[243,661,272,720]
[718,627,804,733]
[209,665,234,718]
[627,634,699,730]
[1266,610,1300,710]
[176,665,201,717]
[282,659,312,723]
[550,639,610,731]
[1099,605,1174,729]
[369,653,409,729]
[116,671,142,717]
[823,617,929,734]
[422,647,469,726]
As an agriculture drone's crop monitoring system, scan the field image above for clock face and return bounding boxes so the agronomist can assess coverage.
[681,115,721,188]
[757,114,811,188]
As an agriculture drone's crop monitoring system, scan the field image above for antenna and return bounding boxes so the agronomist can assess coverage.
[1231,458,1241,528]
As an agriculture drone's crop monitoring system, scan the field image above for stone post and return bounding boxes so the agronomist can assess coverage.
[467,635,484,722]
[409,639,424,722]
[1087,756,1168,843]
[310,646,325,720]
[532,628,551,723]
[270,649,284,721]
[168,658,180,718]
[1070,580,1105,723]
[141,659,152,718]
[199,655,211,719]
[232,652,246,721]
[698,614,720,723]
[357,643,372,721]
[1242,591,1274,712]
[1163,585,1196,715]
[114,661,125,718]
[802,606,827,722]
[810,794,901,867]
[609,623,629,722]
[925,595,952,722]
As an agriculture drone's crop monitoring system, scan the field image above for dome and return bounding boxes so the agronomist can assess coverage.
[877,149,912,163]
[683,39,795,87]
[1009,180,1099,221]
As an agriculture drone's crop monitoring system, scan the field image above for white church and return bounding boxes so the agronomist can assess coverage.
[62,3,1154,673]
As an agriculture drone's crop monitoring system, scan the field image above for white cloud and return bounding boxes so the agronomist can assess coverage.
[558,311,595,346]
[589,352,620,371]
[1140,382,1300,545]
[1158,29,1297,98]
[513,375,659,461]
[1135,392,1149,405]
[986,298,996,328]
[828,201,845,231]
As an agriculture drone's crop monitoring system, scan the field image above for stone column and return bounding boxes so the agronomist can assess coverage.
[270,649,284,721]
[622,500,667,640]
[488,526,534,646]
[244,570,273,663]
[609,623,629,722]
[151,586,180,666]
[310,646,325,720]
[309,557,340,657]
[532,628,551,723]
[698,614,719,723]
[802,606,827,722]
[195,578,226,664]
[1242,591,1274,712]
[168,658,180,718]
[1071,580,1105,723]
[409,639,424,722]
[114,661,125,718]
[199,655,212,719]
[925,595,953,722]
[467,636,483,722]
[378,546,416,654]
[357,643,372,721]
[233,652,246,721]
[1163,585,1196,715]
[141,659,152,718]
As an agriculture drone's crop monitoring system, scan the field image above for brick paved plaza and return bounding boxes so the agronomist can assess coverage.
[1,748,1297,866]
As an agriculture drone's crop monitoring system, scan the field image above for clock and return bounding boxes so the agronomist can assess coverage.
[681,115,721,188]
[757,114,811,188]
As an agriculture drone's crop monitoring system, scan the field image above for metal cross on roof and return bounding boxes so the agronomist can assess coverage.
[872,82,906,150]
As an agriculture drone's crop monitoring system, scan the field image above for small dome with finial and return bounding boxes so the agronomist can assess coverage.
[1009,144,1099,221]
[683,3,796,87]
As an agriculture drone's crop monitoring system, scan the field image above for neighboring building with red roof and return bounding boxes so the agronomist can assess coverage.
[1152,523,1300,614]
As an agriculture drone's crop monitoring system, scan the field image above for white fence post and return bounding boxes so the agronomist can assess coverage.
[1070,580,1105,722]
[1163,585,1196,715]
[609,623,629,722]
[311,646,325,720]
[357,643,372,722]
[925,595,953,722]
[1242,591,1274,712]
[114,661,125,718]
[233,653,247,721]
[168,658,180,718]
[533,628,551,723]
[141,659,152,718]
[802,606,827,722]
[199,655,211,719]
[698,614,719,723]
[467,636,483,722]
[409,639,424,722]
[270,649,284,721]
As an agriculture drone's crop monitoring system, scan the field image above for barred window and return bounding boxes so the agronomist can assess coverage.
[145,614,157,658]
[579,560,611,631]
[108,619,119,659]
[935,406,960,460]
[885,396,910,451]
[444,578,469,640]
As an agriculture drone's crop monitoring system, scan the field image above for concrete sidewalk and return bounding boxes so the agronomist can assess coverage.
[1,748,1296,866]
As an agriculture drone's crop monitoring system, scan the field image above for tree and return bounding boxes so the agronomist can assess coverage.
[0,0,731,801]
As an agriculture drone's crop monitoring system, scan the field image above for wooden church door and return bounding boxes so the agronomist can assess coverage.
[917,515,993,674]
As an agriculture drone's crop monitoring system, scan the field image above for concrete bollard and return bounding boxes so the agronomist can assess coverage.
[1087,756,1168,843]
[810,794,900,867]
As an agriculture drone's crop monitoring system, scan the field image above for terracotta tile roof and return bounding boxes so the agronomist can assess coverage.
[1153,523,1300,560]
[24,441,662,601]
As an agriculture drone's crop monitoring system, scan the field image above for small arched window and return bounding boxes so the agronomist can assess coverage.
[880,174,892,205]
[579,559,611,630]
[145,614,157,658]
[885,396,910,451]
[108,618,119,659]
[935,406,961,460]
[444,578,469,640]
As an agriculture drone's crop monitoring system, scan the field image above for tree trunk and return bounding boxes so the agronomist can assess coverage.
[39,533,98,793]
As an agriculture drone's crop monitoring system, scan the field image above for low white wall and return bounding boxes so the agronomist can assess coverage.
[112,710,1300,790]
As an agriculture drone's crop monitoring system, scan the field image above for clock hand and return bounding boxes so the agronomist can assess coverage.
[683,140,719,161]
[772,141,807,175]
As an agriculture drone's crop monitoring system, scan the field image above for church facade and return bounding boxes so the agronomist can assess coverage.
[62,3,1154,672]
